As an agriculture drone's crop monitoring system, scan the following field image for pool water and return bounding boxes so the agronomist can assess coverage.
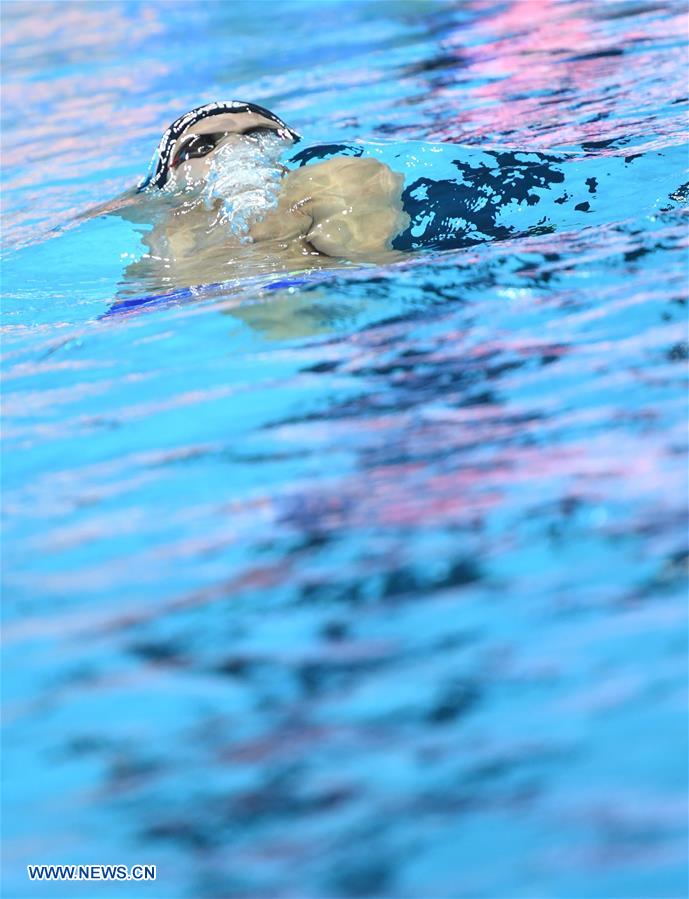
[1,2,688,897]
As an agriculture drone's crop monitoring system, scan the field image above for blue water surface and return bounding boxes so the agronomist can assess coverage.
[1,1,688,897]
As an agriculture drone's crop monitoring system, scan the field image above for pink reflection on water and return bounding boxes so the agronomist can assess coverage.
[1,2,175,248]
[2,1,164,63]
[423,0,689,148]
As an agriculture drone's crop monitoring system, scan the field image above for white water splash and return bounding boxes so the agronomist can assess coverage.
[201,133,287,241]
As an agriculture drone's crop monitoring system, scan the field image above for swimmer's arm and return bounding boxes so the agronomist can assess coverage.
[287,158,409,261]
[77,189,151,225]
[306,206,408,261]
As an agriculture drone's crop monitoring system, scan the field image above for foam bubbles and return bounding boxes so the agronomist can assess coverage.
[201,133,287,241]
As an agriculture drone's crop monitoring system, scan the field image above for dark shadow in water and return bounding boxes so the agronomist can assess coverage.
[393,150,566,250]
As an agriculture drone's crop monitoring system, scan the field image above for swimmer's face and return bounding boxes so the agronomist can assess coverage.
[140,102,300,192]
[169,112,291,189]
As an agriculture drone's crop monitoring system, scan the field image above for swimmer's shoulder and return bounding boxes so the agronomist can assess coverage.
[284,155,403,196]
[279,156,408,260]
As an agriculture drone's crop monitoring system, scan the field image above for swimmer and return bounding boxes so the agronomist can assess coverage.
[102,101,409,292]
[100,100,642,297]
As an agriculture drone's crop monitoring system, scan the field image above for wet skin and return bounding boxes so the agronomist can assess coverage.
[93,105,411,294]
[124,155,410,292]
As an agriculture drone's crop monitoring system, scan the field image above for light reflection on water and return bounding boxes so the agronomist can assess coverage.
[1,1,688,897]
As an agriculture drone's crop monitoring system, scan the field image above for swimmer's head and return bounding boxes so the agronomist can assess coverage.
[138,101,300,192]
